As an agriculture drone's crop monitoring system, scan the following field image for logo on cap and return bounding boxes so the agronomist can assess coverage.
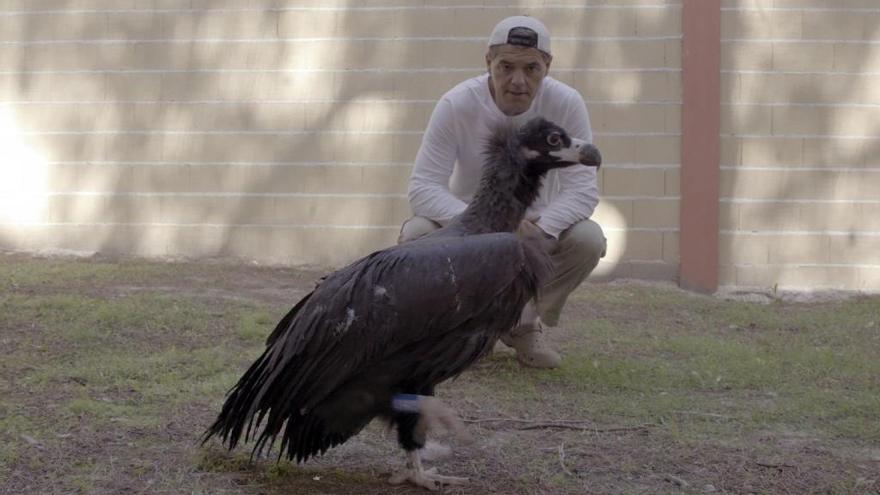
[506,26,538,49]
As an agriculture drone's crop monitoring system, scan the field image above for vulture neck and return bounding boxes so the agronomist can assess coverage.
[457,137,544,234]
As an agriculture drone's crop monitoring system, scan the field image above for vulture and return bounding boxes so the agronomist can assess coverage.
[203,116,602,490]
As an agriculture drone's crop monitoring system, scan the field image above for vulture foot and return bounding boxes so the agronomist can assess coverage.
[390,450,469,491]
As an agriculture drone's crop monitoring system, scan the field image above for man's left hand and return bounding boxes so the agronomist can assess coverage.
[517,218,556,252]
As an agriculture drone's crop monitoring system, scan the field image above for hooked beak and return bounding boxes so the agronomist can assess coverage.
[549,138,602,168]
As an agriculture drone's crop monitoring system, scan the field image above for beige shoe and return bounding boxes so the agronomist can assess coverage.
[500,320,562,369]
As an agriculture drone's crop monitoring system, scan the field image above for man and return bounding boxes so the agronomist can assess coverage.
[399,16,606,369]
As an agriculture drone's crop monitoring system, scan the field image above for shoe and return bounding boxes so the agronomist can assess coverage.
[500,319,562,369]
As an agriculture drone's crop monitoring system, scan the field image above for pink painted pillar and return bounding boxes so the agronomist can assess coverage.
[680,0,721,293]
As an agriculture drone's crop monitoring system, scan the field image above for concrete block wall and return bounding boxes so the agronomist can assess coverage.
[0,0,682,279]
[719,0,880,290]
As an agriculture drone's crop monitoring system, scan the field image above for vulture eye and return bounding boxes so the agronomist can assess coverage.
[546,132,562,147]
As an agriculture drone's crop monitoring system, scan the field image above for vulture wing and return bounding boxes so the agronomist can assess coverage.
[206,231,552,459]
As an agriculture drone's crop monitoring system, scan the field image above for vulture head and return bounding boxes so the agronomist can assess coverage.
[516,116,602,174]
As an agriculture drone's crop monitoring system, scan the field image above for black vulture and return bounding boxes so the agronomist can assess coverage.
[203,116,602,490]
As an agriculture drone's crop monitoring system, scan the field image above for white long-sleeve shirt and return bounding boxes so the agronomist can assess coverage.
[407,73,598,238]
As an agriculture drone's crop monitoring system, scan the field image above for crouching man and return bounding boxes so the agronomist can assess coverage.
[399,16,606,368]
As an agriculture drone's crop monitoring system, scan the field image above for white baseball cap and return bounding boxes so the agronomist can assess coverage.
[488,16,551,56]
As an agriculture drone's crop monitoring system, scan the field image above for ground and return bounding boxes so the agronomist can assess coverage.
[1,252,879,495]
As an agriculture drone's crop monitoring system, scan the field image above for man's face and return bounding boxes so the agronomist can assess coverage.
[486,45,551,116]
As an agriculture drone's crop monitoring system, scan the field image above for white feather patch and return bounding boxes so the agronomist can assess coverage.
[521,147,541,159]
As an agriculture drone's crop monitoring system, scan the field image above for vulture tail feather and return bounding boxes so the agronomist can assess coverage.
[201,293,314,452]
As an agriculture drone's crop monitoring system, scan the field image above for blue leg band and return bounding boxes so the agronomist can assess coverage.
[391,394,421,413]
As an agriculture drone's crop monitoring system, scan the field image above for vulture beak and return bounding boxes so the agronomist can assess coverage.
[578,141,602,169]
[550,138,602,169]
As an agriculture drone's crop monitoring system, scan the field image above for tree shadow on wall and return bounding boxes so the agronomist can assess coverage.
[5,2,474,264]
[5,2,692,273]
[721,8,880,289]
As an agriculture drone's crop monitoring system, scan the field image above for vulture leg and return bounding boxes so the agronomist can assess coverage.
[420,440,453,461]
[388,395,469,490]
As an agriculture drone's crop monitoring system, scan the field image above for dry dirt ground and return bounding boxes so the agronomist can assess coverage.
[1,252,879,495]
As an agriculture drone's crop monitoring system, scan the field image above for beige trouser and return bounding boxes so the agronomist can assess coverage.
[398,216,606,327]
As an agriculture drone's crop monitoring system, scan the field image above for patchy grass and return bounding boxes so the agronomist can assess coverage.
[1,252,879,494]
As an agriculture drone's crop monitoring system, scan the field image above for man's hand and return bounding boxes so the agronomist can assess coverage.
[517,217,556,252]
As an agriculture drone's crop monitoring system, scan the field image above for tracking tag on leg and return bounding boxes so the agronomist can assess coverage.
[391,394,421,413]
